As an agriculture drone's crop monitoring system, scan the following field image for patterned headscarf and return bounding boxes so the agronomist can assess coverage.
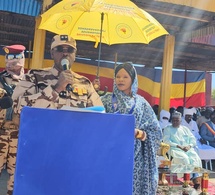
[115,62,136,84]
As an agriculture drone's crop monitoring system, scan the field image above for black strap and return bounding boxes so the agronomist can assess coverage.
[0,75,14,96]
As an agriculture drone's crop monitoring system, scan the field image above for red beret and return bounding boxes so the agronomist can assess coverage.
[3,44,26,54]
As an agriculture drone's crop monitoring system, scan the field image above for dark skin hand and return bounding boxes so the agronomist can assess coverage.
[177,145,191,152]
[53,70,73,93]
[199,138,207,145]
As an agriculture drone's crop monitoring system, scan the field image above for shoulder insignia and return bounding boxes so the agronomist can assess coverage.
[72,87,88,96]
[72,72,91,84]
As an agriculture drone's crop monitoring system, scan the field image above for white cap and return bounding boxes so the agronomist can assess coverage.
[184,108,193,116]
[160,109,170,120]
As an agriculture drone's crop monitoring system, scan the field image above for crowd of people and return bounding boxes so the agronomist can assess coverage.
[156,105,215,150]
[0,34,214,195]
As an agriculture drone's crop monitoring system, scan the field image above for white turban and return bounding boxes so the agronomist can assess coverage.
[159,109,171,129]
[160,109,170,120]
[191,107,197,114]
[183,108,193,116]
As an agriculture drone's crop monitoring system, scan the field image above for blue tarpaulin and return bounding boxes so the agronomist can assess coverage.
[0,0,41,16]
[14,107,135,195]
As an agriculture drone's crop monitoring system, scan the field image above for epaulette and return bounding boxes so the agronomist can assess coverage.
[73,72,91,83]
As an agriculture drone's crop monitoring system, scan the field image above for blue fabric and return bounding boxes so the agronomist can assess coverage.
[0,0,41,16]
[14,107,135,195]
[101,67,162,195]
[200,121,215,148]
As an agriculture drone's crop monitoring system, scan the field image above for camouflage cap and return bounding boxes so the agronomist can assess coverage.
[51,35,77,50]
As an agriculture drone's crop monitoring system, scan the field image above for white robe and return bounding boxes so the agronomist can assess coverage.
[181,118,215,152]
[163,125,202,167]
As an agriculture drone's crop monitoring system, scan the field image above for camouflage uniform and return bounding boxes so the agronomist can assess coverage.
[11,68,103,191]
[11,33,103,195]
[12,67,103,115]
[0,75,20,195]
[0,44,25,195]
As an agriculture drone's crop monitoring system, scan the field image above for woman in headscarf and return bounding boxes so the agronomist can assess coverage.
[101,62,162,195]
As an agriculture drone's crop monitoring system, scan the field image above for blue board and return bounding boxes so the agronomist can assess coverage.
[13,107,135,195]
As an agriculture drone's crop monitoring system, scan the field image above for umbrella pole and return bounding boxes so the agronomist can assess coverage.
[96,12,104,78]
[114,53,118,77]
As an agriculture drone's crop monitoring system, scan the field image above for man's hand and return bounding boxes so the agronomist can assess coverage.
[53,70,73,93]
[199,138,207,145]
[177,145,191,152]
[92,78,100,92]
[176,145,183,150]
[183,145,191,152]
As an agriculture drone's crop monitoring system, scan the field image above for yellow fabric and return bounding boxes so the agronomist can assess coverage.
[138,75,205,98]
[155,0,215,12]
[39,0,168,45]
[170,79,205,98]
[0,55,205,100]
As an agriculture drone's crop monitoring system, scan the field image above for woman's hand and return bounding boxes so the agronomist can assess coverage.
[135,129,147,141]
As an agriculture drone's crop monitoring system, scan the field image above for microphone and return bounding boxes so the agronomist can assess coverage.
[0,96,13,109]
[61,59,69,71]
[61,59,72,91]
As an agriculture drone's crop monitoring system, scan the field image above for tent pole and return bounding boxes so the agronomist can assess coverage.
[159,35,175,113]
[183,63,187,108]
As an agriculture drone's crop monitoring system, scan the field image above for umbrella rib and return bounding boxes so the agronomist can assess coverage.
[68,11,85,36]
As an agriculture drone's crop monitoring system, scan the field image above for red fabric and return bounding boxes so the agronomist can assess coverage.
[165,175,215,194]
[202,179,209,188]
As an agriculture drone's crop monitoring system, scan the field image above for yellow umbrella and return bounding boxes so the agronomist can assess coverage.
[39,0,168,76]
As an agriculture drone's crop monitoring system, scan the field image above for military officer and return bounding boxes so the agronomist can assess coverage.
[0,44,25,195]
[10,34,103,194]
[12,34,103,115]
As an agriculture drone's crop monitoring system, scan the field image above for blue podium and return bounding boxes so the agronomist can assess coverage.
[13,107,135,195]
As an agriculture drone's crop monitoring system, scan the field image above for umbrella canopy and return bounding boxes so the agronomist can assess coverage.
[39,0,168,77]
[39,0,168,45]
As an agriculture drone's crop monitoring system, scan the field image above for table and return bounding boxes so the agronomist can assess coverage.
[158,164,214,195]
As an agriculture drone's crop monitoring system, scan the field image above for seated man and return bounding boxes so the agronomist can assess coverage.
[200,110,215,148]
[196,108,212,129]
[182,108,205,148]
[163,111,202,187]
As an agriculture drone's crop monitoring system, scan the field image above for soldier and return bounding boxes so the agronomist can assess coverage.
[0,44,26,195]
[12,34,103,115]
[11,34,103,191]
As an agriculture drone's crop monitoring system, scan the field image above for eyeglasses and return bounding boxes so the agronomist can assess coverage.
[53,46,76,53]
[6,53,23,60]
